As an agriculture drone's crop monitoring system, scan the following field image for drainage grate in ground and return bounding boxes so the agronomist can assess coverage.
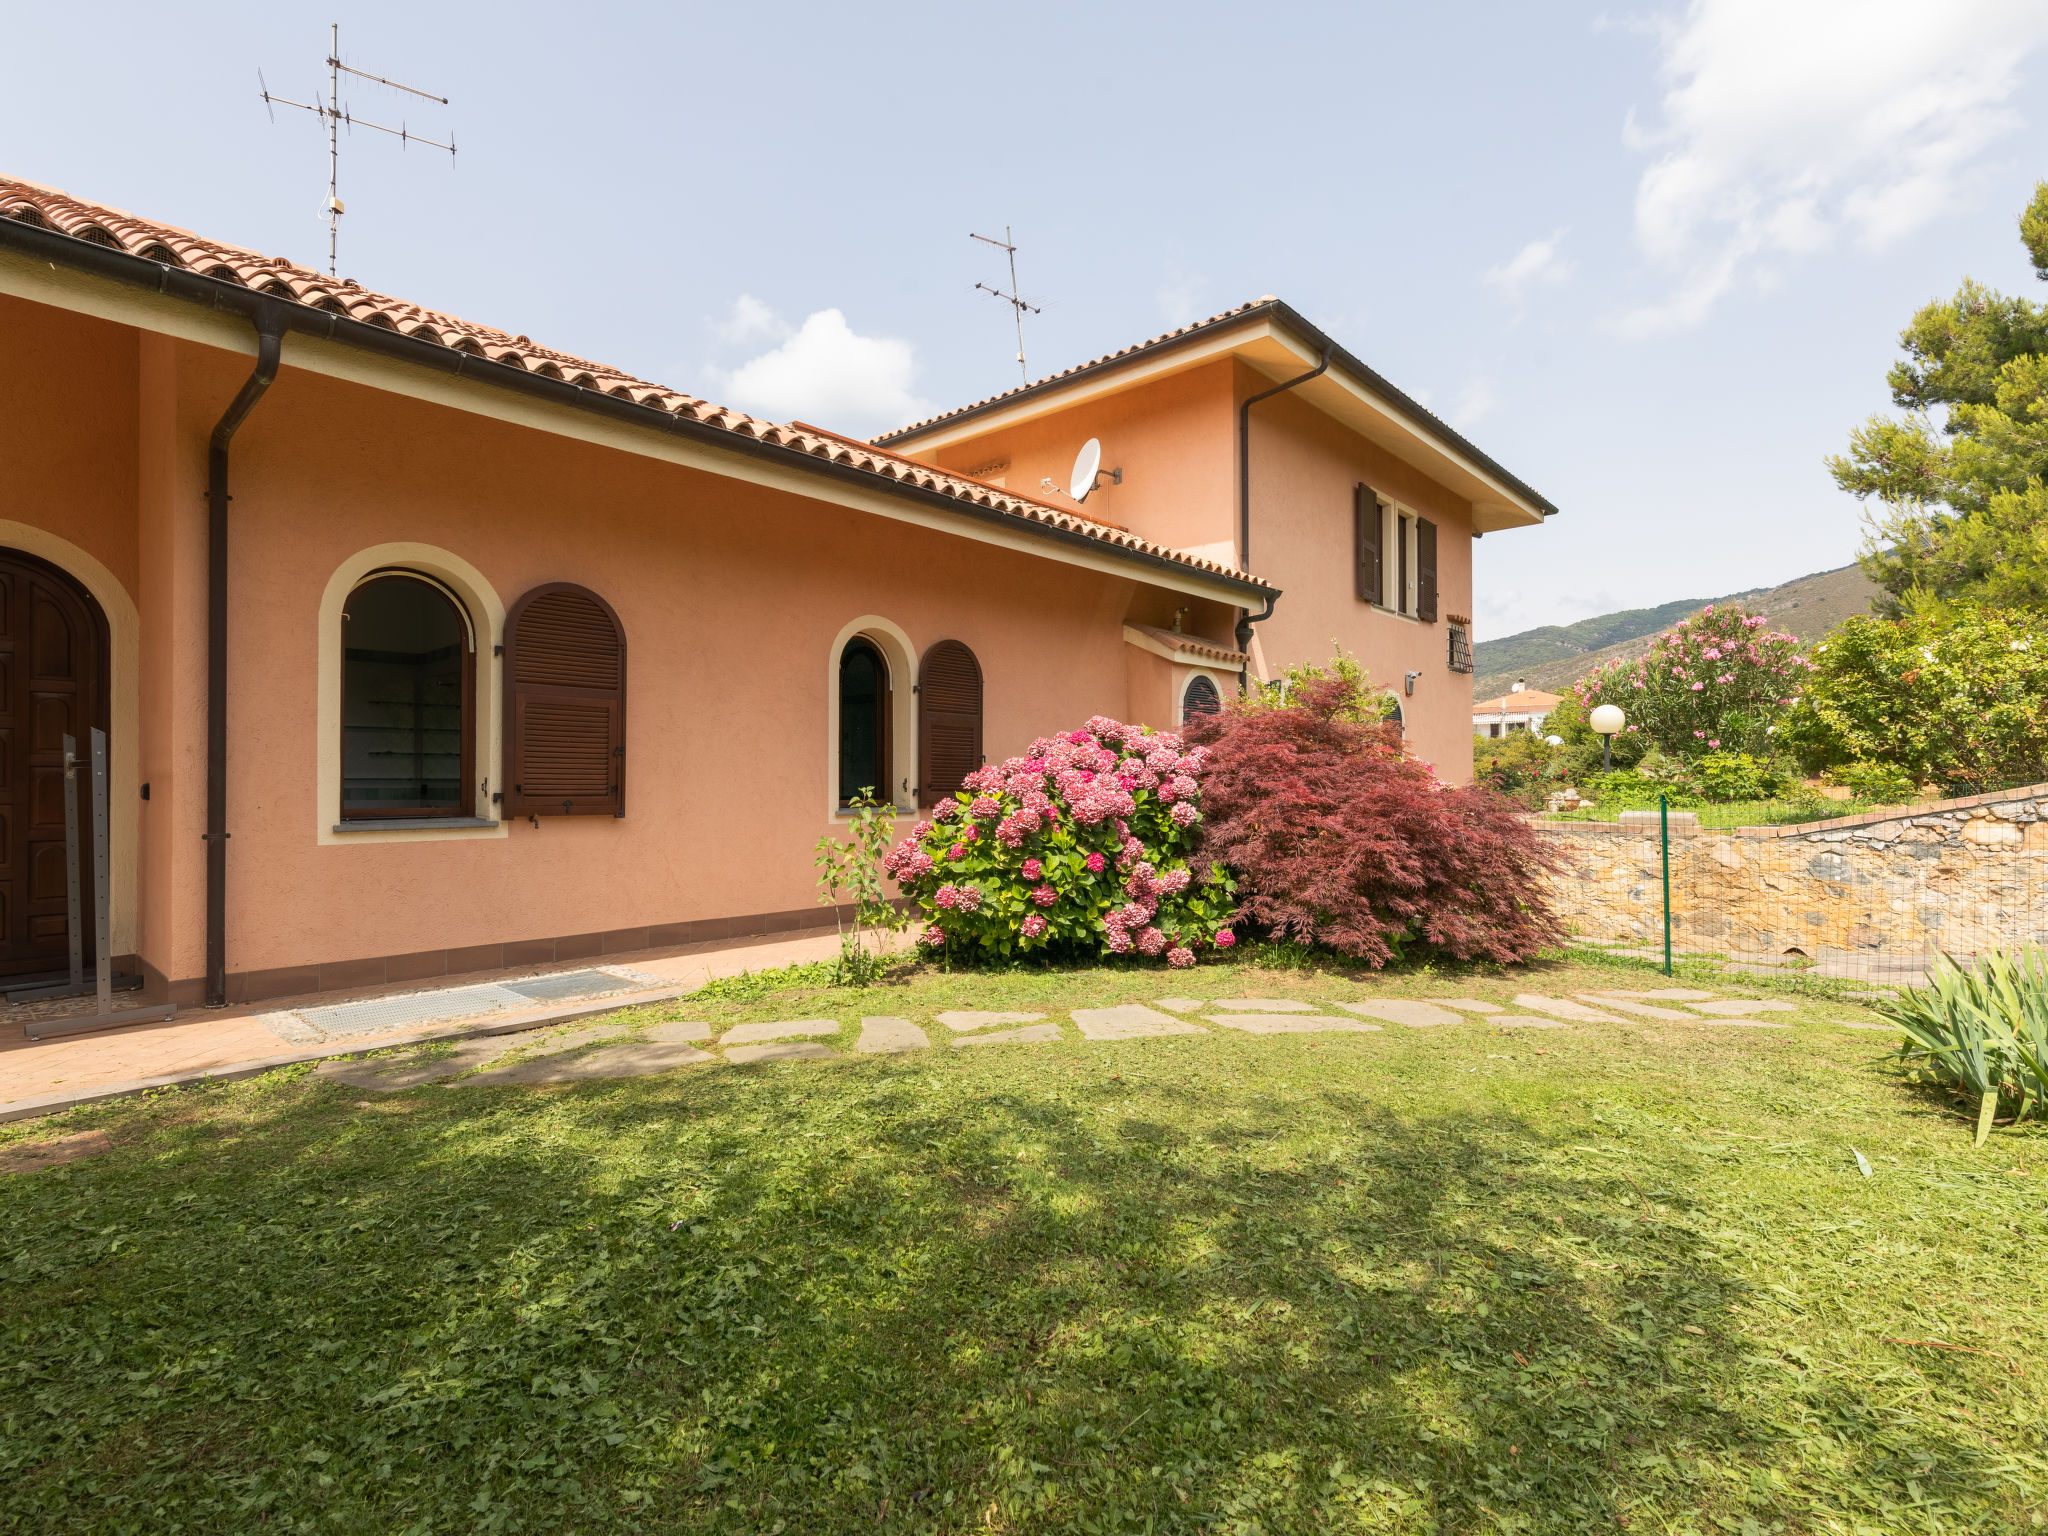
[501,969,639,1005]
[287,984,534,1042]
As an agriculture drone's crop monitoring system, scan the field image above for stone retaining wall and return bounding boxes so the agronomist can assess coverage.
[1534,785,2048,966]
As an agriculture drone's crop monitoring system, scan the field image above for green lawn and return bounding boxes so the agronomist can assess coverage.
[2,953,2042,1534]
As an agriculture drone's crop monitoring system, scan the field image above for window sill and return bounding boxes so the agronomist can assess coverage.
[332,817,500,833]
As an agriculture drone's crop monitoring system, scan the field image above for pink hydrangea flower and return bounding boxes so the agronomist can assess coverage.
[1137,926,1168,956]
[1158,868,1191,896]
[932,799,961,823]
[1085,852,1106,873]
[919,924,946,946]
[935,883,962,909]
[1030,883,1058,907]
[949,844,966,861]
[1104,927,1134,953]
[1215,929,1236,948]
[970,794,1001,819]
[1021,858,1043,881]
[954,885,983,912]
[1170,802,1199,828]
[1021,914,1048,940]
[1167,946,1195,969]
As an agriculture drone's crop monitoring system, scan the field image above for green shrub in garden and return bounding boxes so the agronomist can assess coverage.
[1884,947,2048,1145]
[1781,608,2048,794]
[884,716,1237,966]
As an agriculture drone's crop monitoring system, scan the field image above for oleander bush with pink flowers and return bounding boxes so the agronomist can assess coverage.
[1572,602,1812,762]
[882,716,1238,966]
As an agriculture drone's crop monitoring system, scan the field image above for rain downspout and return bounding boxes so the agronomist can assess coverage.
[1234,342,1331,691]
[205,313,286,1007]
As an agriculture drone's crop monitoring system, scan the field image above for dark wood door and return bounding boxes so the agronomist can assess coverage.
[0,552,107,978]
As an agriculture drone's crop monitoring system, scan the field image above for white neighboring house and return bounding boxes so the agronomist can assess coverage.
[1473,680,1562,739]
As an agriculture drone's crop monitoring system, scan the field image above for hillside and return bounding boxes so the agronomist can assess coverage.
[1472,563,1880,702]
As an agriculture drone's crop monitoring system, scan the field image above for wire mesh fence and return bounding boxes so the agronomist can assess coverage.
[1533,784,2048,991]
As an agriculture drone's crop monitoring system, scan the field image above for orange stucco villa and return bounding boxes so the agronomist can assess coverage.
[0,174,1555,1008]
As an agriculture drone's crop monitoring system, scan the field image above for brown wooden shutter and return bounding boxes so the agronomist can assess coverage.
[1416,517,1439,622]
[917,640,982,808]
[1354,485,1381,604]
[503,583,625,818]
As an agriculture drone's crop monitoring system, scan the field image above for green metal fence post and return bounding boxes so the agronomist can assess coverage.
[1660,791,1673,976]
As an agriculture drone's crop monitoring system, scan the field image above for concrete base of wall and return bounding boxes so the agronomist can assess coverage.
[144,902,864,1007]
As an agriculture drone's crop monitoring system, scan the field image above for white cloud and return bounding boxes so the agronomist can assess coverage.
[1451,376,1501,429]
[1616,0,2048,338]
[711,306,930,428]
[714,293,785,347]
[1485,230,1575,302]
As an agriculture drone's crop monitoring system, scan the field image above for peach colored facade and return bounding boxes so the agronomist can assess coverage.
[888,333,1552,783]
[1,184,1551,1008]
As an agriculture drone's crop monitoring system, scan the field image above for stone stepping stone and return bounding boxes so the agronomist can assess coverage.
[1686,999,1796,1017]
[1514,994,1628,1023]
[952,1024,1063,1047]
[726,1041,838,1064]
[856,1016,930,1054]
[1208,998,1316,1012]
[935,1010,1045,1031]
[313,1036,515,1090]
[525,1022,638,1053]
[1071,1005,1207,1040]
[1840,1020,1899,1031]
[1689,1019,1791,1029]
[1844,989,1900,1001]
[1597,989,1720,1001]
[1573,993,1695,1020]
[1206,1014,1382,1034]
[455,1042,715,1085]
[1495,1017,1572,1029]
[1436,998,1504,1013]
[1152,998,1205,1013]
[1340,1000,1464,1028]
[642,1021,712,1043]
[717,1019,838,1047]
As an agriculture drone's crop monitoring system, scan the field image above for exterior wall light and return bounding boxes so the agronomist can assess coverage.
[1404,670,1421,696]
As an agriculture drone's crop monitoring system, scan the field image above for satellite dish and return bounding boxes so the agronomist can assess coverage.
[1069,438,1102,504]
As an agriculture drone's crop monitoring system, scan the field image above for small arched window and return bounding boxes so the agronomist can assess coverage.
[1386,697,1405,736]
[838,637,890,806]
[1181,673,1221,725]
[918,640,982,807]
[341,573,473,819]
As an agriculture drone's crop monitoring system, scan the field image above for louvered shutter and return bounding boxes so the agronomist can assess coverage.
[503,584,625,818]
[1416,517,1439,623]
[917,640,982,808]
[1354,485,1382,604]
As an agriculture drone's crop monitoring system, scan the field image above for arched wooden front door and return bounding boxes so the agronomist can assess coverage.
[0,551,108,978]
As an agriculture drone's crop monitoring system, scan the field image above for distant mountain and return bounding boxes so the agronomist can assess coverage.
[1472,564,1881,702]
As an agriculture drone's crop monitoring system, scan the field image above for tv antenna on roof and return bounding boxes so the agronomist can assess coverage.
[971,226,1041,384]
[260,23,455,277]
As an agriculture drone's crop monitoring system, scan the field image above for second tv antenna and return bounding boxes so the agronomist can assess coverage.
[972,227,1041,384]
[261,23,455,277]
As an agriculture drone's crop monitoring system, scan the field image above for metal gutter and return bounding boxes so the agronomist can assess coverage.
[0,216,1276,603]
[875,298,1560,520]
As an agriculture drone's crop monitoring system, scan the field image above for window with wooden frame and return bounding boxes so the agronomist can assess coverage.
[340,572,474,820]
[838,637,892,806]
[1358,488,1438,620]
[916,639,982,807]
[502,583,626,818]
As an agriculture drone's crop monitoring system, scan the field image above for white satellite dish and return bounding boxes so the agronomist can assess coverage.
[1068,438,1121,503]
[1069,438,1102,503]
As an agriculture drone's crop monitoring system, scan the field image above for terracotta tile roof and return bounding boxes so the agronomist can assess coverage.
[874,296,1559,520]
[1122,622,1247,668]
[0,174,1269,591]
[1474,688,1562,713]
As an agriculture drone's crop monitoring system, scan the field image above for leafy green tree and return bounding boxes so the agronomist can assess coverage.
[1779,608,2048,793]
[1829,182,2048,616]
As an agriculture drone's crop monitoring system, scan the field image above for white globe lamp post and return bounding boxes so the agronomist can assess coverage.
[1589,704,1627,772]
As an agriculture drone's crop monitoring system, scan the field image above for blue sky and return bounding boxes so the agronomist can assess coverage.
[8,2,2048,637]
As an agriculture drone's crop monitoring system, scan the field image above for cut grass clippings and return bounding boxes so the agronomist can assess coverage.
[1,951,2042,1533]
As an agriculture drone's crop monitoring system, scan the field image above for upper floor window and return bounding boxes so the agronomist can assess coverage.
[839,637,890,806]
[341,573,472,819]
[1354,485,1437,621]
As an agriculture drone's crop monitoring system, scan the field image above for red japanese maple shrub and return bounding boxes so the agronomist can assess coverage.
[1184,675,1562,966]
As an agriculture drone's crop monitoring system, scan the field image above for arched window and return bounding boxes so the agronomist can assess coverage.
[1386,697,1405,736]
[341,573,472,819]
[918,640,982,807]
[1181,673,1221,725]
[838,637,890,805]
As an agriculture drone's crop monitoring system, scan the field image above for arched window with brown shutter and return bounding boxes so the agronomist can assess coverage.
[917,639,982,808]
[503,583,625,818]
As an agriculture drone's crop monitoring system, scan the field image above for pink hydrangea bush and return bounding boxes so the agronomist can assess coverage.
[883,715,1238,961]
